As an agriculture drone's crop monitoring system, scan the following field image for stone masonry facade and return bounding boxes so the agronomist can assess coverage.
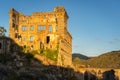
[9,6,72,66]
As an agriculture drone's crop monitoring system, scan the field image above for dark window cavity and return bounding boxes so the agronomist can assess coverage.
[46,36,50,44]
[0,43,2,49]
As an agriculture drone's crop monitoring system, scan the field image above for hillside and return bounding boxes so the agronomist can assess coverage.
[72,53,89,60]
[73,50,120,68]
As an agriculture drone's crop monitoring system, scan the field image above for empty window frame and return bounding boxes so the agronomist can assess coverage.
[38,26,42,30]
[30,26,34,30]
[12,23,15,28]
[22,26,27,31]
[12,14,17,21]
[46,36,50,44]
[38,26,46,30]
[49,25,52,32]
[30,36,34,41]
[23,45,26,48]
[40,42,42,49]
[12,14,16,18]
[15,33,18,38]
[43,26,46,30]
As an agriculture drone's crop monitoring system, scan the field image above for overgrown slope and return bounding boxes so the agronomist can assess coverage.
[73,50,120,68]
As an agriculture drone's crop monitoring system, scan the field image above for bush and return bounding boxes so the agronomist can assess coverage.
[30,50,37,56]
[39,49,58,61]
[40,49,44,54]
[45,49,58,61]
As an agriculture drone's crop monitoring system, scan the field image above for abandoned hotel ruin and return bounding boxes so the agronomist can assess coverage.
[8,6,72,66]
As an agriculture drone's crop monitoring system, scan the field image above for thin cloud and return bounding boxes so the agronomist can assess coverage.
[109,38,120,44]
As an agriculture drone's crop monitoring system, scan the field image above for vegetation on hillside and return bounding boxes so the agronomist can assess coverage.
[40,49,58,61]
[21,46,58,61]
[73,50,120,68]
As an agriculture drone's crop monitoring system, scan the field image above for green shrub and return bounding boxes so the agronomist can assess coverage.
[45,49,58,61]
[30,50,37,56]
[20,46,30,53]
[39,49,44,54]
[39,49,58,61]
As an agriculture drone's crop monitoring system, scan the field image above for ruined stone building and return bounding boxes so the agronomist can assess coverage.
[9,6,72,66]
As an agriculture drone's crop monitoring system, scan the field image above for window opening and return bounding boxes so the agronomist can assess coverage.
[38,26,46,30]
[12,23,15,28]
[22,26,27,31]
[46,36,50,44]
[30,36,34,41]
[30,26,34,30]
[18,35,22,39]
[40,42,44,49]
[38,26,41,30]
[15,33,18,38]
[0,43,2,49]
[49,26,52,32]
[24,45,26,48]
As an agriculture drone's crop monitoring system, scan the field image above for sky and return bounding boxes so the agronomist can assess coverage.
[0,0,120,56]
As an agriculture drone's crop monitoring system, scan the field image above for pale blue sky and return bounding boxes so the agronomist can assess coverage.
[0,0,120,56]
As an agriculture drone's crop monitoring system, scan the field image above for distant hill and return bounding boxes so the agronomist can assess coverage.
[72,53,89,60]
[73,50,120,68]
[87,50,120,68]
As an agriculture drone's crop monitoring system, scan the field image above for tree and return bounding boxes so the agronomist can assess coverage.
[0,26,6,36]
